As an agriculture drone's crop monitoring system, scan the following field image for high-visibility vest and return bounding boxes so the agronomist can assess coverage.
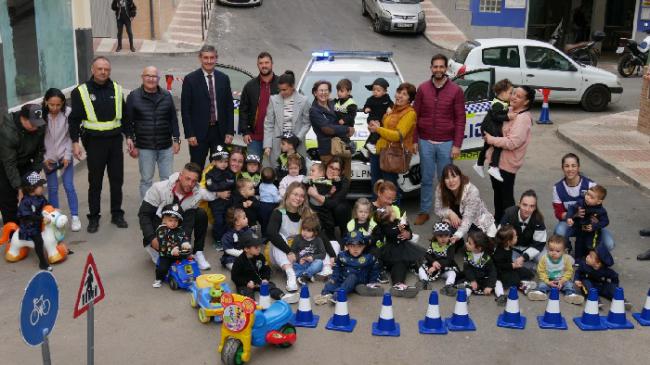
[78,81,122,131]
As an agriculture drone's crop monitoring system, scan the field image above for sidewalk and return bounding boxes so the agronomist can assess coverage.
[557,109,650,193]
[93,38,199,54]
[422,0,467,52]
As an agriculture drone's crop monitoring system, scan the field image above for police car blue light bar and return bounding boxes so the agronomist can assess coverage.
[311,50,393,59]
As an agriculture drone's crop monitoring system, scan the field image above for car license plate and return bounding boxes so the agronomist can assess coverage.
[616,46,624,54]
[396,23,413,28]
[352,167,372,180]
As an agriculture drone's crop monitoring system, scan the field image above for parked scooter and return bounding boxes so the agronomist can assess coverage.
[617,33,650,78]
[549,19,605,66]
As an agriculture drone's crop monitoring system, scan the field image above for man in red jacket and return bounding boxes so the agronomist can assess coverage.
[413,54,466,225]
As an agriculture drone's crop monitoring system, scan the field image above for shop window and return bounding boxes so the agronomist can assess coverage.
[479,0,502,13]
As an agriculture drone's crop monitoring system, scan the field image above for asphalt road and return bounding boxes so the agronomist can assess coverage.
[2,1,650,364]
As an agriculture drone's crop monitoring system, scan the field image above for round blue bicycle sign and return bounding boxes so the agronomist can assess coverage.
[20,271,59,346]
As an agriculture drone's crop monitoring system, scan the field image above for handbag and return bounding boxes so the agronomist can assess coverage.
[379,131,411,174]
[331,136,351,158]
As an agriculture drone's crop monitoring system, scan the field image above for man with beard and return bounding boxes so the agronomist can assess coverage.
[413,54,466,226]
[238,52,279,157]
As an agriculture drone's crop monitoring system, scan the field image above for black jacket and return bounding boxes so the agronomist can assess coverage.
[0,113,45,189]
[125,86,179,150]
[238,74,279,136]
[363,94,393,123]
[232,253,271,287]
[111,0,137,18]
[500,206,547,254]
[309,100,349,156]
[69,78,128,142]
[232,192,260,227]
[480,99,508,136]
[463,252,497,288]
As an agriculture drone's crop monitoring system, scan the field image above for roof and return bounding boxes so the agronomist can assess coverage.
[309,58,397,73]
[473,38,557,49]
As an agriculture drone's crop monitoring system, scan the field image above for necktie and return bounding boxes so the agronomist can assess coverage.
[207,74,216,125]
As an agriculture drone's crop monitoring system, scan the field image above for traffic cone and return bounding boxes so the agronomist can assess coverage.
[325,289,357,332]
[444,289,476,331]
[573,288,607,331]
[497,286,526,329]
[536,89,553,124]
[632,288,650,326]
[602,287,634,329]
[372,293,400,337]
[258,282,271,310]
[536,287,568,330]
[418,291,447,335]
[290,285,319,328]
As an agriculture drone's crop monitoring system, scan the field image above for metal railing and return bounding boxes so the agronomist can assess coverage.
[200,0,216,41]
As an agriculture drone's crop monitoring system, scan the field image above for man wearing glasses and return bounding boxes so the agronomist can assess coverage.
[125,66,180,199]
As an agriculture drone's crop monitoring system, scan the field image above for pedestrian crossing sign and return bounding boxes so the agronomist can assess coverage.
[73,253,106,318]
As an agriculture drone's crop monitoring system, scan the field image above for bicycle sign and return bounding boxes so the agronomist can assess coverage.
[20,271,59,347]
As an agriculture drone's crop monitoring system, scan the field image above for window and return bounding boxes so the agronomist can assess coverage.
[482,46,520,68]
[524,46,573,71]
[479,0,502,13]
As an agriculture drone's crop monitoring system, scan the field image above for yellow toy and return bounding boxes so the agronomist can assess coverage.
[189,274,233,323]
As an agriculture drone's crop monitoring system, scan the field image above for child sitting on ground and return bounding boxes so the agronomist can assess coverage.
[153,203,192,288]
[278,154,305,197]
[231,178,260,230]
[231,233,299,303]
[574,243,630,308]
[241,154,262,189]
[314,230,383,305]
[302,163,332,207]
[567,184,609,260]
[17,171,51,271]
[492,224,536,306]
[473,78,513,182]
[462,230,497,298]
[417,221,459,296]
[290,216,326,285]
[276,132,305,181]
[258,167,281,237]
[527,235,584,305]
[363,77,393,155]
[346,198,376,238]
[205,145,236,249]
[334,78,357,153]
[220,207,253,270]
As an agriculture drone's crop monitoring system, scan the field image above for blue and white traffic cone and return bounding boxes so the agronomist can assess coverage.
[445,289,476,331]
[372,293,400,337]
[497,286,526,329]
[537,287,568,330]
[290,285,319,328]
[258,282,271,310]
[325,289,357,332]
[632,288,650,326]
[602,287,634,329]
[418,291,447,335]
[536,88,553,125]
[573,288,607,331]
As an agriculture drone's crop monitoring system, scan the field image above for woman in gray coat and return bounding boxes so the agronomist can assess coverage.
[263,71,311,168]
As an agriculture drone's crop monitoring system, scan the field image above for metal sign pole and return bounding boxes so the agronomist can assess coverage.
[88,300,94,365]
[41,330,51,365]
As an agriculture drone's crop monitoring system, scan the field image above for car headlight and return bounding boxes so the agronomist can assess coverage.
[382,9,391,18]
[418,11,425,21]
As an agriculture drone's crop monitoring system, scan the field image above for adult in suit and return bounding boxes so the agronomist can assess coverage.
[181,45,234,169]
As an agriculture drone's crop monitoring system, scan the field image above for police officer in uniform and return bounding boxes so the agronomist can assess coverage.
[69,56,129,233]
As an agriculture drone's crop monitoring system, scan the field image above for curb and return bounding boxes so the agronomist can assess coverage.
[422,0,467,52]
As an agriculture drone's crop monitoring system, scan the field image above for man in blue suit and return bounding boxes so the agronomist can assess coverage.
[181,45,234,169]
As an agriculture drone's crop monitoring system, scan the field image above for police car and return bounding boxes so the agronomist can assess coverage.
[297,50,494,198]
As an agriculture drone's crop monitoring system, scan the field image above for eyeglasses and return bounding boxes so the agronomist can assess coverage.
[142,74,159,79]
[316,89,330,94]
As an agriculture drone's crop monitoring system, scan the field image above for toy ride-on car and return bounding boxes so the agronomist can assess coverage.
[189,274,232,324]
[163,255,201,291]
[219,293,296,365]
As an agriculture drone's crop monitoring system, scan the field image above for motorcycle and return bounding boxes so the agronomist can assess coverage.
[549,19,605,66]
[617,33,650,78]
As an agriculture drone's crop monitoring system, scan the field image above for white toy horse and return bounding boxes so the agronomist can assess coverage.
[0,205,69,263]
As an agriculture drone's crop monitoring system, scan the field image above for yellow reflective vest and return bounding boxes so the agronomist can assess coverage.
[78,81,123,131]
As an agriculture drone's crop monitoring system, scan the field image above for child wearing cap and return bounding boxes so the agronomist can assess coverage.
[567,184,609,260]
[314,230,383,305]
[258,167,281,237]
[231,178,260,229]
[417,221,459,296]
[220,207,253,270]
[278,154,305,197]
[17,171,51,271]
[574,243,629,308]
[276,132,305,181]
[231,233,299,304]
[363,78,393,155]
[205,145,236,249]
[153,203,192,288]
[241,154,261,189]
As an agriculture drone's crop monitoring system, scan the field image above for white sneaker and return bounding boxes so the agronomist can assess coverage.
[472,163,485,178]
[71,215,82,232]
[145,245,159,265]
[286,276,298,292]
[152,280,162,288]
[319,265,333,277]
[195,251,211,270]
[527,290,547,301]
[564,293,585,305]
[281,292,299,304]
[487,167,504,182]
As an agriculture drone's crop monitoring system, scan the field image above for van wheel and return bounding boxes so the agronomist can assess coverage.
[373,17,383,33]
[580,85,610,112]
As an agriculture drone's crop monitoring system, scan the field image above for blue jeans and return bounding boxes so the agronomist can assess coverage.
[46,163,78,216]
[553,221,615,252]
[369,154,400,204]
[246,140,263,158]
[138,147,173,199]
[322,273,360,295]
[418,140,452,214]
[293,259,324,279]
[537,281,577,295]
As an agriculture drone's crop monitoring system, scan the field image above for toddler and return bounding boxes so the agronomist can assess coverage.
[232,178,260,229]
[363,77,393,155]
[492,224,536,305]
[17,171,51,271]
[276,131,305,180]
[574,243,629,309]
[241,154,261,189]
[462,230,497,298]
[314,230,383,305]
[290,216,326,284]
[278,154,305,197]
[567,184,609,260]
[220,207,253,270]
[258,167,281,237]
[153,203,192,288]
[334,78,357,153]
[231,234,299,303]
[302,163,332,207]
[473,78,513,182]
[346,198,376,238]
[205,145,236,249]
[528,235,584,305]
[417,221,459,296]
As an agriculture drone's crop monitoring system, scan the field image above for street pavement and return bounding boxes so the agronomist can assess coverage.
[2,1,650,364]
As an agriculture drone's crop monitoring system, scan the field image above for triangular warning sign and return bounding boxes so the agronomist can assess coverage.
[73,253,106,319]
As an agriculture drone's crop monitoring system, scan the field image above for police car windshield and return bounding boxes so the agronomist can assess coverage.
[299,72,402,107]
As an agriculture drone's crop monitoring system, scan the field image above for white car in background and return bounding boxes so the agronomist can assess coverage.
[298,51,494,198]
[448,38,623,112]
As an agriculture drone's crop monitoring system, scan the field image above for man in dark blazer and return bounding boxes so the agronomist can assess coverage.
[181,45,234,169]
